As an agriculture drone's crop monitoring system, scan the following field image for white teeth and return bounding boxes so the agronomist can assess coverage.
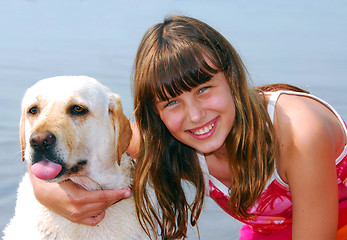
[192,123,214,135]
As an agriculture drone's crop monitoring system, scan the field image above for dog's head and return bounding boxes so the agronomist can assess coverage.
[20,76,132,183]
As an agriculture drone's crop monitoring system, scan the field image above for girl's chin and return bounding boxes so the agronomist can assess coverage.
[193,142,226,155]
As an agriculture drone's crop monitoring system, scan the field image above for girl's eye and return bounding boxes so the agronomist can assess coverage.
[198,86,210,94]
[165,100,178,107]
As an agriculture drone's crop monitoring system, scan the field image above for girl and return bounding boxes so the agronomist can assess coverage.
[131,15,347,239]
[29,16,347,239]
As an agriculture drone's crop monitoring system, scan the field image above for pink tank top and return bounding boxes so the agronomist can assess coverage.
[198,91,347,235]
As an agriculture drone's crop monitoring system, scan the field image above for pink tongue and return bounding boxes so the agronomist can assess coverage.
[31,160,62,180]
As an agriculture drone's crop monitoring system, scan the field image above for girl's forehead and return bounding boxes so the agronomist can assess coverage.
[154,84,191,102]
[153,56,219,99]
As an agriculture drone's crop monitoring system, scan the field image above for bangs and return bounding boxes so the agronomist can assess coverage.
[152,45,219,101]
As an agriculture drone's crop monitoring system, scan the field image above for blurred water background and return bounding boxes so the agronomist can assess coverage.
[1,0,346,239]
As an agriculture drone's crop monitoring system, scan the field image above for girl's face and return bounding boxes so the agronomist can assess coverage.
[155,71,235,155]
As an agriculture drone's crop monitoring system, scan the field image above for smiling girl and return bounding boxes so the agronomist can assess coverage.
[131,15,347,239]
[29,15,347,239]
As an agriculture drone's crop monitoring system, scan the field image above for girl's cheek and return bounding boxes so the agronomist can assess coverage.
[162,111,183,132]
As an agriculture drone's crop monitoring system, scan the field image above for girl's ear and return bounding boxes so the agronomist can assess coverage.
[20,107,26,162]
[109,94,132,165]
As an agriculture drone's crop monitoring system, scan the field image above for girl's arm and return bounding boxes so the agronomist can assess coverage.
[29,122,141,226]
[28,166,131,226]
[286,128,338,239]
[275,94,342,239]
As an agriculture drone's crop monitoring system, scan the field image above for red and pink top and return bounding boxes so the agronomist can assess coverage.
[198,91,347,239]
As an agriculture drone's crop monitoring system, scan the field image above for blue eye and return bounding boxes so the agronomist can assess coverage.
[198,86,210,93]
[165,100,178,107]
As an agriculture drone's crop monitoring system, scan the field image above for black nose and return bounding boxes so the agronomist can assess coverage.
[29,130,56,152]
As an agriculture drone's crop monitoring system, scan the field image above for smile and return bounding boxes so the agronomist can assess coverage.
[187,117,219,138]
[191,123,214,135]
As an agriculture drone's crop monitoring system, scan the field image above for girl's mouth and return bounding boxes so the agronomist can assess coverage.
[191,122,214,135]
[186,117,219,138]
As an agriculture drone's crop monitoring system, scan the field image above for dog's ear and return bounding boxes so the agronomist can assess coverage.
[20,107,26,162]
[109,94,132,165]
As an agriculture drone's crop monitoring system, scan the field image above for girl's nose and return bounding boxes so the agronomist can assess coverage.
[186,100,204,123]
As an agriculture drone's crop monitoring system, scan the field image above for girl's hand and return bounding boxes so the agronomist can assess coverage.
[28,165,131,226]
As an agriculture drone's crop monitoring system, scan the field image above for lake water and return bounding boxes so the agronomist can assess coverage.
[0,1,346,239]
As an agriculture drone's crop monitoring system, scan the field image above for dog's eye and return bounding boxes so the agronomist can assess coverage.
[70,105,88,116]
[28,106,39,115]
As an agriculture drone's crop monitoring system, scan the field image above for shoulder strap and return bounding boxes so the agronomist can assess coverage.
[197,152,211,196]
[266,91,282,123]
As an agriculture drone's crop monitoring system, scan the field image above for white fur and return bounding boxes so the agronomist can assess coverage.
[3,76,149,240]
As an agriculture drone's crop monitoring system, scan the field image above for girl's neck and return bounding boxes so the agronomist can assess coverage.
[204,144,232,188]
[204,143,229,162]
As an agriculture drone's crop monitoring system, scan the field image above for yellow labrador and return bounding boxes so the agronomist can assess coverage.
[3,76,148,239]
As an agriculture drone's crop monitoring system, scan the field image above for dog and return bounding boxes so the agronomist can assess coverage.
[3,76,149,240]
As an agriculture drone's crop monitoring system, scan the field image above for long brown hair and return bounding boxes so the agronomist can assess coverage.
[132,15,303,239]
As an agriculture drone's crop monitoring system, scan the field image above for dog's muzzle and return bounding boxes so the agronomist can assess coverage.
[29,130,64,180]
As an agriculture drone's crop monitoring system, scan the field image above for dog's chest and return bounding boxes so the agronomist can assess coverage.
[40,198,147,240]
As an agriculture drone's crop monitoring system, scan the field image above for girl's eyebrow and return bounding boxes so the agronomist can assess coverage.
[154,98,168,104]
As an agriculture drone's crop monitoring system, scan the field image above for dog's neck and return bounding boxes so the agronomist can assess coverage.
[69,153,134,191]
[69,176,103,191]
